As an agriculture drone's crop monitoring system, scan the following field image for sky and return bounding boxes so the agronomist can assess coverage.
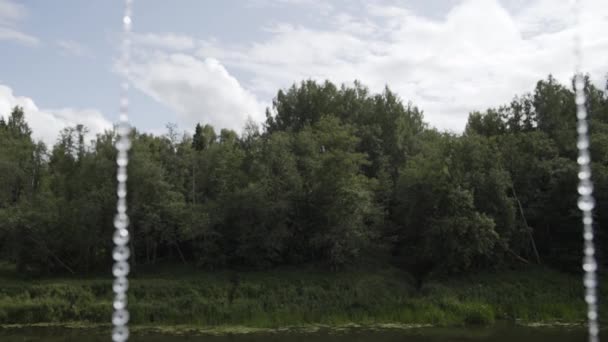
[1,0,608,146]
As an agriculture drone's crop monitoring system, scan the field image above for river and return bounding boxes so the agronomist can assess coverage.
[0,325,605,342]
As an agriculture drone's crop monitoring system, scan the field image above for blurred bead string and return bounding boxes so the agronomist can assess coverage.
[573,1,600,341]
[112,0,133,341]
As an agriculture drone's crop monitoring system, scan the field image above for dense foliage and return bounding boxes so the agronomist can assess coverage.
[0,76,606,280]
[0,267,596,327]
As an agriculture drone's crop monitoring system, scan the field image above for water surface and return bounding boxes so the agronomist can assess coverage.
[0,325,604,342]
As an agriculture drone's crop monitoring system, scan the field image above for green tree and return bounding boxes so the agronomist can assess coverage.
[393,132,500,282]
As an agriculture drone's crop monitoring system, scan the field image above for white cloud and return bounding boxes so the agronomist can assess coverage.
[0,0,24,24]
[0,85,112,146]
[127,0,608,133]
[126,53,265,132]
[0,0,38,46]
[0,26,38,45]
[195,0,608,131]
[512,0,576,37]
[56,40,90,57]
[133,32,196,51]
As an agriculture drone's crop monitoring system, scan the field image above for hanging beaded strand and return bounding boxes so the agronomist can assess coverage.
[112,0,133,341]
[573,1,600,342]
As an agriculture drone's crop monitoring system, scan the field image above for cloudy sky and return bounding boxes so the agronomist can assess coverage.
[1,0,607,145]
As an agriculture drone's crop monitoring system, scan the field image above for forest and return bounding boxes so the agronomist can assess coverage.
[1,75,607,284]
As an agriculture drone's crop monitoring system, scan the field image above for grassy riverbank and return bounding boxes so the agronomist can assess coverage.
[0,265,600,328]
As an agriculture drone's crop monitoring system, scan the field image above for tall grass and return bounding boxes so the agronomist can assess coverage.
[0,265,600,328]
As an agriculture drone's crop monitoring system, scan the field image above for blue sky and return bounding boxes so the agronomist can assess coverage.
[1,0,607,145]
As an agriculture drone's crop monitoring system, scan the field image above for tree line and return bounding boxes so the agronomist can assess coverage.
[0,76,606,281]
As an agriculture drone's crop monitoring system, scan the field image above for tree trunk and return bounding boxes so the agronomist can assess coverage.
[511,186,541,264]
[175,242,187,265]
[24,229,75,274]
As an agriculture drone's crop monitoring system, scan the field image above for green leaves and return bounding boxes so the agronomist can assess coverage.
[393,132,503,276]
[2,75,608,275]
[462,75,608,269]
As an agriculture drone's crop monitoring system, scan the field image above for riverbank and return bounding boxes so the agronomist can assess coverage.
[0,266,600,328]
[2,322,604,342]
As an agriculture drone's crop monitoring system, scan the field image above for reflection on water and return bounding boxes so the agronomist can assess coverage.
[0,325,605,342]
